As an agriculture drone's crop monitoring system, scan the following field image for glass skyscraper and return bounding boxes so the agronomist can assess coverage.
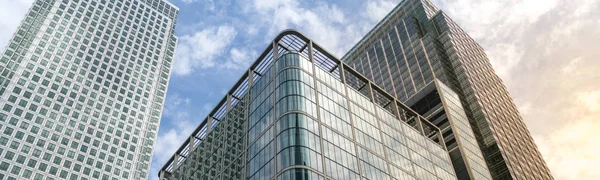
[159,30,458,180]
[0,0,178,179]
[342,0,551,179]
[159,0,552,180]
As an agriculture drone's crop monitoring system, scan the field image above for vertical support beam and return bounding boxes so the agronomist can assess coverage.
[392,98,402,121]
[173,154,180,171]
[271,40,280,178]
[188,136,194,157]
[396,102,405,122]
[226,94,232,114]
[367,82,375,102]
[438,129,447,150]
[206,117,213,134]
[243,70,253,180]
[272,41,279,61]
[308,39,314,63]
[340,64,346,85]
[416,116,426,135]
[248,70,254,90]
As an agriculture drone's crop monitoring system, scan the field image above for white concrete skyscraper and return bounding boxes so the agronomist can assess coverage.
[0,0,178,179]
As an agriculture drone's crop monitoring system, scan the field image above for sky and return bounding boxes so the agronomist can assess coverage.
[0,0,599,179]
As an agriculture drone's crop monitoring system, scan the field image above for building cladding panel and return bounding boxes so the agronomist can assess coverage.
[159,31,458,180]
[0,0,178,179]
[342,0,552,179]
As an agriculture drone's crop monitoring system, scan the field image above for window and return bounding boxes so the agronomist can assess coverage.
[10,165,21,175]
[27,159,37,168]
[16,155,26,164]
[4,151,15,160]
[0,162,9,171]
[38,163,47,171]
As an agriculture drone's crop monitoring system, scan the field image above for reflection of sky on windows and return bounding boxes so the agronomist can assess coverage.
[161,36,455,179]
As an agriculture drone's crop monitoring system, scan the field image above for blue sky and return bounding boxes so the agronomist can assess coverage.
[1,0,600,179]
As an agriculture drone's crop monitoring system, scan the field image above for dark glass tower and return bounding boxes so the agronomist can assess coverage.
[342,0,552,179]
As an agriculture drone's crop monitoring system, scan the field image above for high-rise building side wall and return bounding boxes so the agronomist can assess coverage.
[0,0,178,179]
[341,0,552,179]
[432,12,552,179]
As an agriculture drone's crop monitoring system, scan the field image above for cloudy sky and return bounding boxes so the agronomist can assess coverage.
[1,0,598,179]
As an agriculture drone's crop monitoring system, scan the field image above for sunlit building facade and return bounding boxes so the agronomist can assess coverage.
[342,0,552,179]
[159,31,459,180]
[159,0,552,179]
[0,0,178,179]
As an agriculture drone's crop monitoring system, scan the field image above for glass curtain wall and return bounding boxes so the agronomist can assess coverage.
[161,31,457,180]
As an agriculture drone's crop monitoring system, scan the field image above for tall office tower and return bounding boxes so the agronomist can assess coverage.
[159,31,460,180]
[342,0,551,179]
[0,0,178,179]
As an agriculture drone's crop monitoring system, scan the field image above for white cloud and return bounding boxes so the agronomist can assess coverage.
[0,0,33,50]
[180,0,196,3]
[512,0,560,23]
[314,2,346,24]
[149,120,195,180]
[364,0,396,22]
[253,0,296,11]
[222,48,257,70]
[485,43,523,79]
[578,91,600,112]
[245,0,380,56]
[172,25,237,76]
[161,94,191,118]
[180,0,215,11]
[535,118,600,179]
[561,57,581,74]
[149,94,208,180]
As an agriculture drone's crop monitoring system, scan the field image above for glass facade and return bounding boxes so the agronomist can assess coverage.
[160,31,457,180]
[342,0,552,179]
[0,0,178,179]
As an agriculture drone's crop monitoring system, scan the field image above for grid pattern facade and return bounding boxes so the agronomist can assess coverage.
[160,31,457,180]
[0,0,178,179]
[342,0,552,179]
